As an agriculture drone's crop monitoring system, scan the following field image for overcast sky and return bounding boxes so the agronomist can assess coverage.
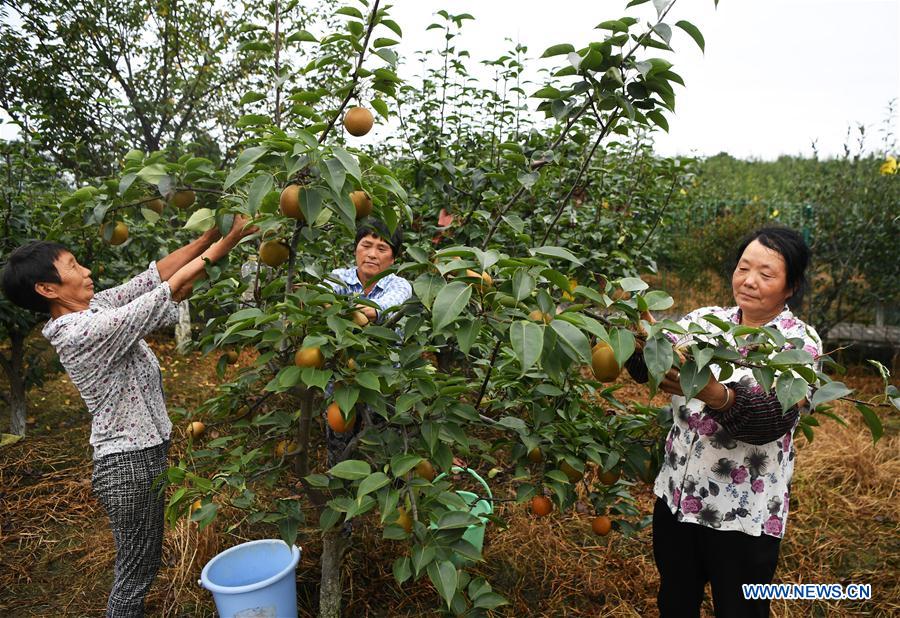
[393,0,899,160]
[2,0,897,160]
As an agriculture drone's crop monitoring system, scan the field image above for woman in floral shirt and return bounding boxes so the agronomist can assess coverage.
[626,227,821,618]
[2,216,254,617]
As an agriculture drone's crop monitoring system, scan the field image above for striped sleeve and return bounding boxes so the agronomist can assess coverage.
[713,382,799,445]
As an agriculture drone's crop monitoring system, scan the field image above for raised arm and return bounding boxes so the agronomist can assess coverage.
[156,227,223,282]
[167,216,256,301]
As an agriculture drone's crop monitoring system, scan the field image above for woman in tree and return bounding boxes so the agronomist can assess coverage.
[321,218,411,465]
[626,227,822,618]
[1,216,255,617]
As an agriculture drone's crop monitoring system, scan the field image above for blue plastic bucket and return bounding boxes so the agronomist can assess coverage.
[199,539,300,618]
[433,466,494,563]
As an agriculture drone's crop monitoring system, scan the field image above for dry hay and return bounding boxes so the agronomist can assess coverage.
[772,401,899,618]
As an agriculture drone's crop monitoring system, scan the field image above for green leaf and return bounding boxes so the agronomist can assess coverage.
[510,321,544,374]
[450,538,483,563]
[653,22,672,45]
[679,360,711,402]
[531,245,584,266]
[223,163,252,189]
[331,146,361,182]
[517,171,539,189]
[289,29,317,43]
[644,335,673,378]
[427,560,458,609]
[810,381,852,410]
[329,460,371,480]
[357,472,391,498]
[456,319,481,354]
[511,270,535,301]
[239,91,266,105]
[473,592,508,609]
[596,19,628,32]
[236,113,271,128]
[382,19,403,37]
[550,320,592,363]
[647,110,669,132]
[642,290,674,310]
[183,208,216,232]
[652,0,670,18]
[321,157,347,195]
[609,328,637,369]
[390,454,423,477]
[276,366,302,389]
[411,544,435,575]
[770,349,814,366]
[136,164,167,184]
[675,20,705,52]
[432,281,472,331]
[856,404,883,443]
[355,371,380,392]
[532,86,562,99]
[752,366,776,393]
[392,556,412,584]
[334,386,360,413]
[541,43,575,58]
[247,173,273,215]
[373,37,399,48]
[279,517,299,547]
[336,6,363,18]
[435,511,482,530]
[618,276,649,292]
[371,97,389,119]
[775,372,809,412]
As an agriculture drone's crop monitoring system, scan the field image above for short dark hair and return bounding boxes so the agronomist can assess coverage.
[354,218,403,258]
[733,226,810,308]
[1,241,69,313]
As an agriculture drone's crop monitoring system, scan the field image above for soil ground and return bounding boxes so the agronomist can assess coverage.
[1,335,897,617]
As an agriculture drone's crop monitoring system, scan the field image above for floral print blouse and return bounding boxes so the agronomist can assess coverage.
[42,263,179,459]
[654,305,822,538]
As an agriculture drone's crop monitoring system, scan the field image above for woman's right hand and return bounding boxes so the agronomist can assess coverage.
[634,310,655,352]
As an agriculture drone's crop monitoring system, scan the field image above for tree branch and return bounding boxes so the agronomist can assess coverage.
[318,0,381,144]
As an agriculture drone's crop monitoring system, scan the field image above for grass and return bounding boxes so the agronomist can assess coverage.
[1,335,897,617]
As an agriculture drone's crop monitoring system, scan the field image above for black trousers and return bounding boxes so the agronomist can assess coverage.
[653,497,781,618]
[92,441,169,618]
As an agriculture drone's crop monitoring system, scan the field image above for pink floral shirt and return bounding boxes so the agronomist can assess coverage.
[654,305,822,538]
[42,263,178,459]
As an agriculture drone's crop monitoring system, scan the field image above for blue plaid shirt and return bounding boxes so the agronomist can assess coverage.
[326,267,412,322]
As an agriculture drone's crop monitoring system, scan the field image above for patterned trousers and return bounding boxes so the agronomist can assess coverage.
[91,441,169,618]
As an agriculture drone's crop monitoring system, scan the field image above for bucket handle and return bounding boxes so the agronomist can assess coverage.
[433,465,493,500]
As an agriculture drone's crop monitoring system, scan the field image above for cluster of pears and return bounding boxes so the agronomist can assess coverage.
[101,190,196,246]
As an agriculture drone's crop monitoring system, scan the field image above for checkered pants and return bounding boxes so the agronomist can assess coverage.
[91,441,169,618]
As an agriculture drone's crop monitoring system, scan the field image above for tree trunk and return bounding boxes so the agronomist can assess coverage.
[3,331,27,436]
[294,386,314,476]
[175,300,191,354]
[318,528,349,618]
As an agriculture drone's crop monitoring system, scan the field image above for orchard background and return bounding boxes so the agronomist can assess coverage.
[1,0,898,616]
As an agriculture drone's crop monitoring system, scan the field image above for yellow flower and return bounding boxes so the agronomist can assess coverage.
[880,155,897,175]
[602,199,610,209]
[679,188,688,196]
[771,209,779,218]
